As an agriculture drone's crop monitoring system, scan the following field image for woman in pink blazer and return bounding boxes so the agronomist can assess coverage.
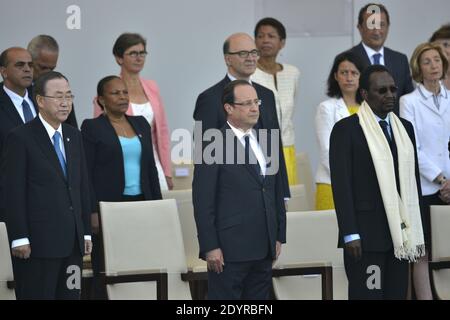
[94,33,172,190]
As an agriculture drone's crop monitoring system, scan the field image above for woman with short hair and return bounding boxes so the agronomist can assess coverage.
[400,42,450,300]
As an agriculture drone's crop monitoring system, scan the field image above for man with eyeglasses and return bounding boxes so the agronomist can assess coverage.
[193,80,286,300]
[3,71,92,299]
[329,65,425,299]
[193,32,290,200]
[27,35,78,128]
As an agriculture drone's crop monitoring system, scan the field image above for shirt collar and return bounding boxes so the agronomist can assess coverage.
[39,113,63,141]
[3,85,31,106]
[227,73,252,84]
[374,113,390,126]
[418,82,448,99]
[362,42,384,60]
[227,121,256,141]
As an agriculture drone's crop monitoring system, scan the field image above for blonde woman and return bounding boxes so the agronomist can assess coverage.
[400,42,450,300]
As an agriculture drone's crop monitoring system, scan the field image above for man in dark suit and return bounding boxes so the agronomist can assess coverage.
[27,35,78,128]
[0,47,38,223]
[193,32,290,199]
[193,80,286,300]
[3,71,92,299]
[0,47,37,154]
[330,65,424,299]
[348,3,413,114]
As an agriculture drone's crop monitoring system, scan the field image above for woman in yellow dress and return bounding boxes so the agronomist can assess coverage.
[314,51,364,210]
[252,17,300,185]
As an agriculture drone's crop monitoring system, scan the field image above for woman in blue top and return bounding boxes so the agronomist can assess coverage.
[81,75,162,299]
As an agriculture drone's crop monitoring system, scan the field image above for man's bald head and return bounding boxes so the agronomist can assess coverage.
[223,33,259,80]
[0,47,33,95]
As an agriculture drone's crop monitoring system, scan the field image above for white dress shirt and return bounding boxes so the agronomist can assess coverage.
[400,83,450,195]
[227,121,267,176]
[362,42,385,66]
[11,114,91,249]
[3,85,37,122]
[227,73,252,84]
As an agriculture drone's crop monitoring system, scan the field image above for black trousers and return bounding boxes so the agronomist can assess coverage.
[13,240,82,300]
[344,250,409,300]
[207,257,272,300]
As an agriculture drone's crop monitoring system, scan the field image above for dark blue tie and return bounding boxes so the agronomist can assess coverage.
[244,135,263,181]
[22,99,34,123]
[53,131,67,179]
[379,120,391,143]
[373,53,382,65]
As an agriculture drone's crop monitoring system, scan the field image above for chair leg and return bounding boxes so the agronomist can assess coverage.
[322,267,333,300]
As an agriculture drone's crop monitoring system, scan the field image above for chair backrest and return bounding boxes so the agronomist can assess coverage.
[288,184,310,212]
[162,190,206,270]
[273,210,347,300]
[296,153,314,210]
[430,205,450,300]
[100,199,191,300]
[0,222,15,300]
[172,161,194,190]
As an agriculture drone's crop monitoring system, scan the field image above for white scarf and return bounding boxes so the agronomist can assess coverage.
[358,102,425,261]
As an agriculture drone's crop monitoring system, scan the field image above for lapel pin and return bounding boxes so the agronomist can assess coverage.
[66,137,70,142]
[138,134,142,138]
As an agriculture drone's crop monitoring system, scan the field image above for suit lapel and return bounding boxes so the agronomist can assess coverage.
[356,43,372,67]
[253,84,267,130]
[27,85,40,115]
[127,115,147,160]
[62,124,73,184]
[417,85,442,116]
[336,98,351,119]
[383,48,394,70]
[438,89,450,117]
[31,118,67,182]
[225,125,263,185]
[420,97,441,116]
[0,85,25,126]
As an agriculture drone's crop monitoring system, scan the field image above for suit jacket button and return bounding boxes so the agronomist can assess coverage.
[69,206,74,211]
[262,187,265,192]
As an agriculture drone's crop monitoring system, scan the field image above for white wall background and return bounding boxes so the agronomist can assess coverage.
[1,0,449,176]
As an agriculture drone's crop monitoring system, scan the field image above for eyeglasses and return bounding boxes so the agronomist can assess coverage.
[375,85,398,94]
[232,99,261,108]
[42,94,75,103]
[125,50,148,58]
[227,49,260,58]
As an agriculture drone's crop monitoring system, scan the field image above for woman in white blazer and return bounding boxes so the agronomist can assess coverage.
[400,42,450,300]
[314,51,364,210]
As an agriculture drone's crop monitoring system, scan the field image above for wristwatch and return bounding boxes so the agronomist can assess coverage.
[438,176,447,185]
